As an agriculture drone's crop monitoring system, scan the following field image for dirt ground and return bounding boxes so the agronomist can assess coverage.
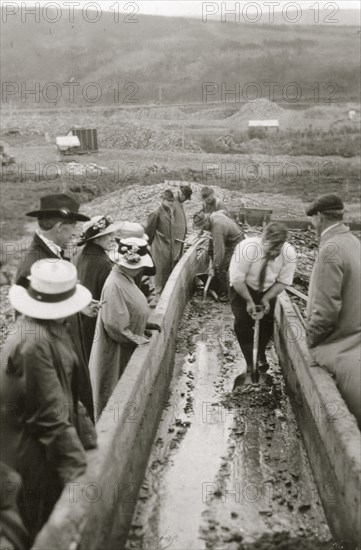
[125,297,336,550]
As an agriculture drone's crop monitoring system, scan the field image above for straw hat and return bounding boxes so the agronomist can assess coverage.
[109,237,154,270]
[77,215,125,246]
[9,259,92,319]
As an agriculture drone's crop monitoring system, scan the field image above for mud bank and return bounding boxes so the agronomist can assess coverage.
[126,298,334,550]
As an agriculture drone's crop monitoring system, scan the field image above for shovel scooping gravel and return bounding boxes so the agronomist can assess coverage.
[233,306,272,390]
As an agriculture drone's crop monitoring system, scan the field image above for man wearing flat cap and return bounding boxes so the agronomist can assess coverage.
[306,193,361,427]
[15,194,96,421]
[145,189,178,294]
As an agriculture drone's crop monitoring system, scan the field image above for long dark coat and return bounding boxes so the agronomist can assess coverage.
[145,204,180,291]
[76,241,113,361]
[173,198,187,262]
[0,318,87,541]
[15,233,95,421]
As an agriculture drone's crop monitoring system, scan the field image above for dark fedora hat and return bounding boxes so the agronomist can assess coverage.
[26,194,90,222]
[180,184,193,200]
[306,194,344,217]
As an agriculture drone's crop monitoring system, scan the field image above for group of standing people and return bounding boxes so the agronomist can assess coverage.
[0,186,360,550]
[0,193,156,547]
[0,183,219,547]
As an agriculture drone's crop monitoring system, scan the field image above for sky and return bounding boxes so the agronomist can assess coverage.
[4,1,361,19]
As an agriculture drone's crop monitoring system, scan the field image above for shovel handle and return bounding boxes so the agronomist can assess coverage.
[203,274,213,301]
[253,318,260,373]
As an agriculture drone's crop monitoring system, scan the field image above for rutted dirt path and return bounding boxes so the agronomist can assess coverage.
[125,297,332,550]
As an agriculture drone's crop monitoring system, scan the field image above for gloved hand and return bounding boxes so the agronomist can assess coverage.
[144,329,153,338]
[146,322,161,332]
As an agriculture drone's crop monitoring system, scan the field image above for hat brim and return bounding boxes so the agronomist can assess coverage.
[9,284,92,320]
[306,205,344,216]
[305,205,318,216]
[77,222,125,246]
[108,250,154,269]
[26,209,90,222]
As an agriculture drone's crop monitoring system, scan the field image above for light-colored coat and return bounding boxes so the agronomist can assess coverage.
[307,223,361,425]
[89,267,149,418]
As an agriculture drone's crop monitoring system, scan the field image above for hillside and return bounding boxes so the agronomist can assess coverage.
[1,8,360,106]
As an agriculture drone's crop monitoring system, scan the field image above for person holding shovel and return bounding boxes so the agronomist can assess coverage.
[229,222,296,379]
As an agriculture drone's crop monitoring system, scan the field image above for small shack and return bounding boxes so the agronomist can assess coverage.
[0,140,15,165]
[248,120,279,138]
[67,128,98,154]
[56,135,81,156]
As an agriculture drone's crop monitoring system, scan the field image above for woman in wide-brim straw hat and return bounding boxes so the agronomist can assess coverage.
[89,238,160,419]
[76,215,146,360]
[0,259,96,542]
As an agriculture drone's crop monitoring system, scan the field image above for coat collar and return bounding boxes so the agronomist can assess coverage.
[33,232,62,259]
[319,223,350,245]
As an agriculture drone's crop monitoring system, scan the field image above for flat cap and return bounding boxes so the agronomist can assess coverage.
[193,210,209,228]
[306,194,344,216]
[162,189,175,201]
[180,184,193,199]
[201,186,214,199]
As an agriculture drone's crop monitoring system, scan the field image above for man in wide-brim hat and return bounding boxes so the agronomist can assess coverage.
[305,193,361,427]
[1,259,95,542]
[17,193,90,285]
[15,193,97,421]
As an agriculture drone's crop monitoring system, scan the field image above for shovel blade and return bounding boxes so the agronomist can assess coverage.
[233,373,251,391]
[252,372,274,386]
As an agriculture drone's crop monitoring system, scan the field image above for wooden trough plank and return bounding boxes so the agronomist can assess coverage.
[274,293,361,549]
[32,240,209,550]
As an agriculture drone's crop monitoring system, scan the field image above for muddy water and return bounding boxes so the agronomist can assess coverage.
[126,298,333,550]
